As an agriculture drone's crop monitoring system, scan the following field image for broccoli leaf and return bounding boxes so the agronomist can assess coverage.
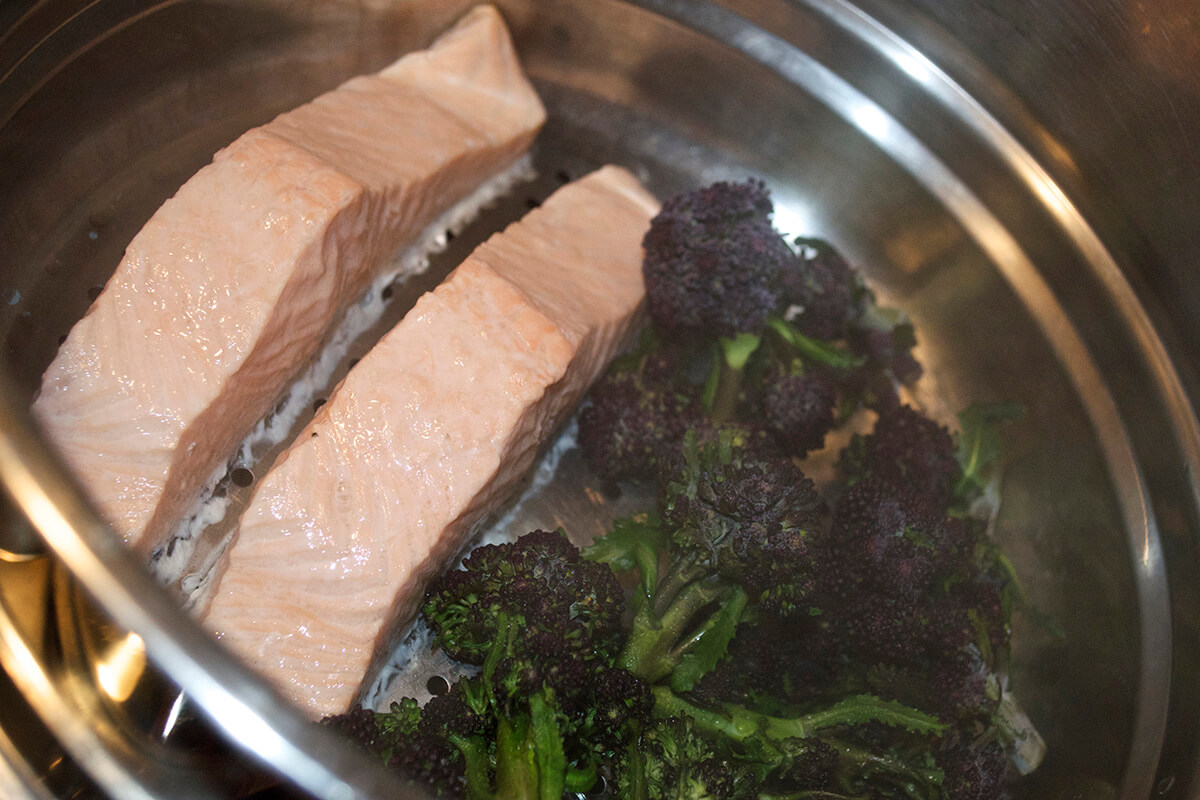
[530,694,566,800]
[670,585,749,693]
[954,401,1024,496]
[584,513,665,608]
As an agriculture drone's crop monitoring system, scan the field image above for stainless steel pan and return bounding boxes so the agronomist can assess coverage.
[1,1,1197,798]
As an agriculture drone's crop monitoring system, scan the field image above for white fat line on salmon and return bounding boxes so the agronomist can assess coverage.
[151,154,538,599]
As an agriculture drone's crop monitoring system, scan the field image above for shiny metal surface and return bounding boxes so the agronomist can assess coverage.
[0,1,1197,798]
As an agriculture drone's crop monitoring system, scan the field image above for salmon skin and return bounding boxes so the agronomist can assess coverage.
[31,5,545,557]
[198,166,659,718]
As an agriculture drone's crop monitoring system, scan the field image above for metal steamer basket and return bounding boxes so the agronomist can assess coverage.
[1,1,1198,798]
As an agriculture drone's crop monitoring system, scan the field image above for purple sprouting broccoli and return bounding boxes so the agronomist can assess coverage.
[826,477,944,605]
[840,404,962,512]
[321,699,467,798]
[622,715,766,800]
[938,732,1012,800]
[642,179,793,340]
[659,429,827,605]
[849,304,923,386]
[421,529,631,799]
[422,529,625,666]
[578,337,705,486]
[642,179,798,420]
[812,474,1013,727]
[321,705,388,755]
[689,614,838,711]
[780,237,867,341]
[385,733,468,797]
[757,360,839,457]
[585,429,828,697]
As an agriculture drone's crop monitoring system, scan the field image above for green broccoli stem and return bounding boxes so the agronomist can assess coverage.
[650,687,947,743]
[828,739,945,798]
[618,736,650,800]
[619,574,735,684]
[493,694,566,800]
[495,715,538,800]
[651,555,712,618]
[563,756,599,794]
[709,332,761,420]
[446,733,492,800]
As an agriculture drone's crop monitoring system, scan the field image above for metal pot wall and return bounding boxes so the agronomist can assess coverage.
[0,1,1197,798]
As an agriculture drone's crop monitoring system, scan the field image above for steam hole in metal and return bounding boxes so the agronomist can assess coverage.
[425,675,450,696]
[231,468,254,488]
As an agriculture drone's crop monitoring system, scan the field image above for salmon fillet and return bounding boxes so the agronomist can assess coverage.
[32,5,545,556]
[198,166,659,718]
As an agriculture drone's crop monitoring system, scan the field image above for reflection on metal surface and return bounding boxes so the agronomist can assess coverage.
[0,0,1197,798]
[0,721,56,800]
[0,377,420,800]
[95,632,145,704]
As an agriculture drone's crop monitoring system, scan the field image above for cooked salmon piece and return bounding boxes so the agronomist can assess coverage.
[198,166,658,718]
[31,5,545,556]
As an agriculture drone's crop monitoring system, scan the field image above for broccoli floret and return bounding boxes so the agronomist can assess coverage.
[642,179,793,339]
[690,615,837,713]
[578,339,706,485]
[827,477,942,604]
[420,689,487,739]
[628,716,765,800]
[385,733,467,797]
[423,529,624,666]
[840,405,961,511]
[421,529,630,799]
[321,699,421,760]
[588,666,655,750]
[321,706,387,754]
[780,237,866,341]
[938,733,1011,800]
[758,361,839,456]
[642,180,798,421]
[592,430,827,693]
[659,429,826,603]
[849,305,923,386]
[321,700,467,798]
[810,474,1013,729]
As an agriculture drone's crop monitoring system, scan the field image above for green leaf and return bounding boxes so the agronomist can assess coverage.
[583,513,665,606]
[530,693,566,800]
[670,585,749,693]
[954,401,1024,496]
[447,733,493,800]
